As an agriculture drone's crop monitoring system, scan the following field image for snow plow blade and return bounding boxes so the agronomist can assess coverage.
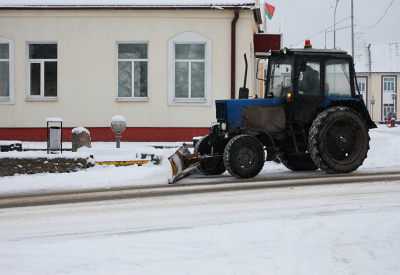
[168,144,200,184]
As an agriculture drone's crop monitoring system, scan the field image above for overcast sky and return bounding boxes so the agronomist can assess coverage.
[264,0,399,50]
[1,0,397,51]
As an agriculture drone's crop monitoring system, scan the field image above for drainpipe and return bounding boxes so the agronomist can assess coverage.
[231,11,239,99]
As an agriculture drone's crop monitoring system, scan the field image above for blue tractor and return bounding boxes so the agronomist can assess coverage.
[169,41,376,183]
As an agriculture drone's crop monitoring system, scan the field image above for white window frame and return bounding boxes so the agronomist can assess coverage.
[116,41,149,101]
[382,76,397,120]
[0,37,14,104]
[383,77,395,93]
[356,76,367,101]
[168,32,211,106]
[26,42,58,101]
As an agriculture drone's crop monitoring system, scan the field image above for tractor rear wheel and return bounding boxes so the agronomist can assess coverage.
[194,134,226,175]
[279,150,319,171]
[223,135,265,179]
[308,107,370,173]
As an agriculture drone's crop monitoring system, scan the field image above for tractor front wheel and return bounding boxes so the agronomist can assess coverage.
[223,135,265,179]
[308,107,370,173]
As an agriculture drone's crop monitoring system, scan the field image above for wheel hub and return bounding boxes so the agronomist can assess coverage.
[236,147,256,168]
[325,120,360,163]
[337,135,348,148]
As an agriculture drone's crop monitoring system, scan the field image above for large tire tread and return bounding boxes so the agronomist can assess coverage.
[223,134,265,179]
[308,106,370,174]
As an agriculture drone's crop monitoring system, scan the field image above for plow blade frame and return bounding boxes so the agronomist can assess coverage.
[168,144,223,184]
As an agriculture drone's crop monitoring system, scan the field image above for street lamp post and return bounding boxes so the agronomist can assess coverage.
[370,96,375,121]
[391,92,397,120]
[111,115,126,148]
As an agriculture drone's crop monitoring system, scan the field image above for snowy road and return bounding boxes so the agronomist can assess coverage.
[2,171,400,209]
[0,180,399,274]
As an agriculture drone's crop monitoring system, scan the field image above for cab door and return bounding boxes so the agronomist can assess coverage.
[292,58,325,123]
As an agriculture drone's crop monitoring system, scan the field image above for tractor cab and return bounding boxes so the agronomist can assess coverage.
[265,40,373,127]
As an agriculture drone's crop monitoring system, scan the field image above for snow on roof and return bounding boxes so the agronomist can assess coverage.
[369,43,400,73]
[0,0,256,7]
[351,43,400,73]
[353,47,370,73]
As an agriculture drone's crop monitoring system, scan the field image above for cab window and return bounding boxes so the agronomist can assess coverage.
[325,60,351,97]
[298,61,320,96]
[268,61,292,98]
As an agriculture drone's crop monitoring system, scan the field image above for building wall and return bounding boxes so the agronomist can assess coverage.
[0,9,257,135]
[365,73,400,121]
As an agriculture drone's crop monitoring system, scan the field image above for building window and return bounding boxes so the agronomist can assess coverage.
[117,42,148,101]
[168,32,211,106]
[356,77,367,101]
[382,76,396,120]
[175,44,205,99]
[27,43,57,99]
[383,77,395,93]
[0,37,14,104]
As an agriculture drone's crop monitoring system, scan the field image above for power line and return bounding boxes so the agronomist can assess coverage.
[290,16,351,46]
[355,0,393,29]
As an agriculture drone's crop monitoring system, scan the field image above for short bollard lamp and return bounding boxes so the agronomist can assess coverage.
[111,115,126,148]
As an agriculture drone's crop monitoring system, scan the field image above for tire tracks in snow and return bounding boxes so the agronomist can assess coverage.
[1,171,400,209]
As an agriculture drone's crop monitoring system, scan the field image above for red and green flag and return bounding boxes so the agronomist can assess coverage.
[265,2,275,20]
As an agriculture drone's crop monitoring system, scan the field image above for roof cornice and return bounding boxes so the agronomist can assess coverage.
[0,4,256,10]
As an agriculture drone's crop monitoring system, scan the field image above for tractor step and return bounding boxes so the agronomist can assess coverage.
[289,123,309,154]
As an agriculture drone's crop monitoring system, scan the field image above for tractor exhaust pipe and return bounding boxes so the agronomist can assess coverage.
[238,54,249,99]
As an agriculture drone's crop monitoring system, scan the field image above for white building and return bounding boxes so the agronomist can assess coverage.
[354,43,400,121]
[0,0,280,142]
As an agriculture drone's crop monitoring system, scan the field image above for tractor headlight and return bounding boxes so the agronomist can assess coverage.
[221,123,227,131]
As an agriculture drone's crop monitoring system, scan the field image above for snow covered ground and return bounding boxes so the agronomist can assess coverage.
[0,180,399,274]
[0,124,400,274]
[0,124,400,194]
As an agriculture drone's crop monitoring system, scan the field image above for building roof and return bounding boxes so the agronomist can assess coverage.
[354,43,400,73]
[0,0,256,8]
[0,0,263,29]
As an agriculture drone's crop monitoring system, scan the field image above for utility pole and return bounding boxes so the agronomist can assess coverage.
[351,0,354,57]
[334,0,339,49]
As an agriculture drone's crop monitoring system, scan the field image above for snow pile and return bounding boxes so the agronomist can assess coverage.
[0,147,175,193]
[0,140,21,146]
[72,127,90,135]
[0,150,92,160]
